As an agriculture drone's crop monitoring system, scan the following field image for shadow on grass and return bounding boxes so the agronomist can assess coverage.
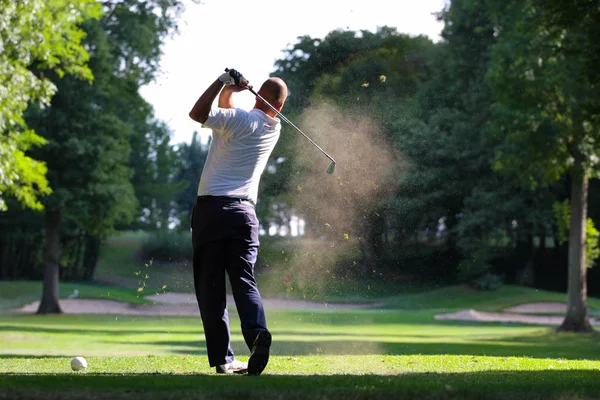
[1,370,600,400]
[2,320,600,360]
[0,320,534,336]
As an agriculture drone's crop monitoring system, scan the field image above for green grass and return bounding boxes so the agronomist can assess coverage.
[4,232,600,399]
[95,231,195,292]
[95,230,149,282]
[1,309,600,399]
[2,355,600,400]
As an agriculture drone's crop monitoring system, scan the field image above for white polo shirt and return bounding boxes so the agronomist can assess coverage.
[198,107,281,204]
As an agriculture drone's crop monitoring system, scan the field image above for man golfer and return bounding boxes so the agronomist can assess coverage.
[188,68,287,375]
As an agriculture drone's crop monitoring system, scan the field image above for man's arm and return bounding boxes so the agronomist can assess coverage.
[218,85,237,109]
[189,79,224,124]
[219,80,252,109]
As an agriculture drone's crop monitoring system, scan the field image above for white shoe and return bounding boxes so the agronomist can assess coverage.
[216,359,248,374]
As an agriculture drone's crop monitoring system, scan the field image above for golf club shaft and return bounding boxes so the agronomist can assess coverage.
[248,87,336,164]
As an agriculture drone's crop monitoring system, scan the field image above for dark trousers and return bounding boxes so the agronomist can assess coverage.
[191,196,268,366]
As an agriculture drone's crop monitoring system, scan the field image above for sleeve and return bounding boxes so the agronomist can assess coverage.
[201,108,246,135]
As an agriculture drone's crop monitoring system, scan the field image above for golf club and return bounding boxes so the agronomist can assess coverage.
[225,69,336,174]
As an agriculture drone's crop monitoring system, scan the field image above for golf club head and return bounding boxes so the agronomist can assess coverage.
[326,161,336,174]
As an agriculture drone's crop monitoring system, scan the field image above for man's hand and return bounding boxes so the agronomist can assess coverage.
[219,68,249,88]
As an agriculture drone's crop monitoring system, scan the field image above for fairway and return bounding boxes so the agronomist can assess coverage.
[2,306,600,399]
[0,310,587,357]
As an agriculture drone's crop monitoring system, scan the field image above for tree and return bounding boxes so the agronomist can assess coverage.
[0,0,100,211]
[382,0,566,288]
[268,27,432,209]
[173,132,210,229]
[26,0,186,314]
[126,119,185,231]
[262,28,409,224]
[390,0,504,281]
[269,28,437,275]
[28,68,138,313]
[488,0,600,331]
[304,33,435,270]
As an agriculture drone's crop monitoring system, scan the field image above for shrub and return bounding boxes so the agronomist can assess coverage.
[471,273,504,291]
[457,249,492,282]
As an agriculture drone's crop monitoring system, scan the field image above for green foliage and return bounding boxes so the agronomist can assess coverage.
[0,0,100,210]
[311,33,434,112]
[393,0,521,275]
[488,0,600,184]
[587,218,600,268]
[266,5,583,286]
[138,230,192,262]
[456,249,493,283]
[0,1,189,283]
[553,200,571,246]
[393,0,584,286]
[126,119,186,230]
[471,273,504,291]
[94,231,195,293]
[267,28,438,274]
[101,0,185,86]
[553,200,600,268]
[0,130,51,211]
[99,1,190,232]
[264,27,431,220]
[172,132,210,229]
[27,0,188,236]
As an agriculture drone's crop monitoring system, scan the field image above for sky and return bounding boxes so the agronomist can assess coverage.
[139,0,447,145]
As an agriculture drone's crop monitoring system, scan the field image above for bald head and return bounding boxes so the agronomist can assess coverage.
[254,77,288,116]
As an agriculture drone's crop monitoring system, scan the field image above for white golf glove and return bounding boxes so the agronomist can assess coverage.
[219,68,245,86]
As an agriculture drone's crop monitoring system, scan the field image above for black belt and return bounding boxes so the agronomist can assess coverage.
[197,195,255,208]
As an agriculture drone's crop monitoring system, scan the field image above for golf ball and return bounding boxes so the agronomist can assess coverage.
[71,356,88,371]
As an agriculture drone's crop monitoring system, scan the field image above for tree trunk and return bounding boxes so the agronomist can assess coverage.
[558,170,593,332]
[37,209,63,314]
